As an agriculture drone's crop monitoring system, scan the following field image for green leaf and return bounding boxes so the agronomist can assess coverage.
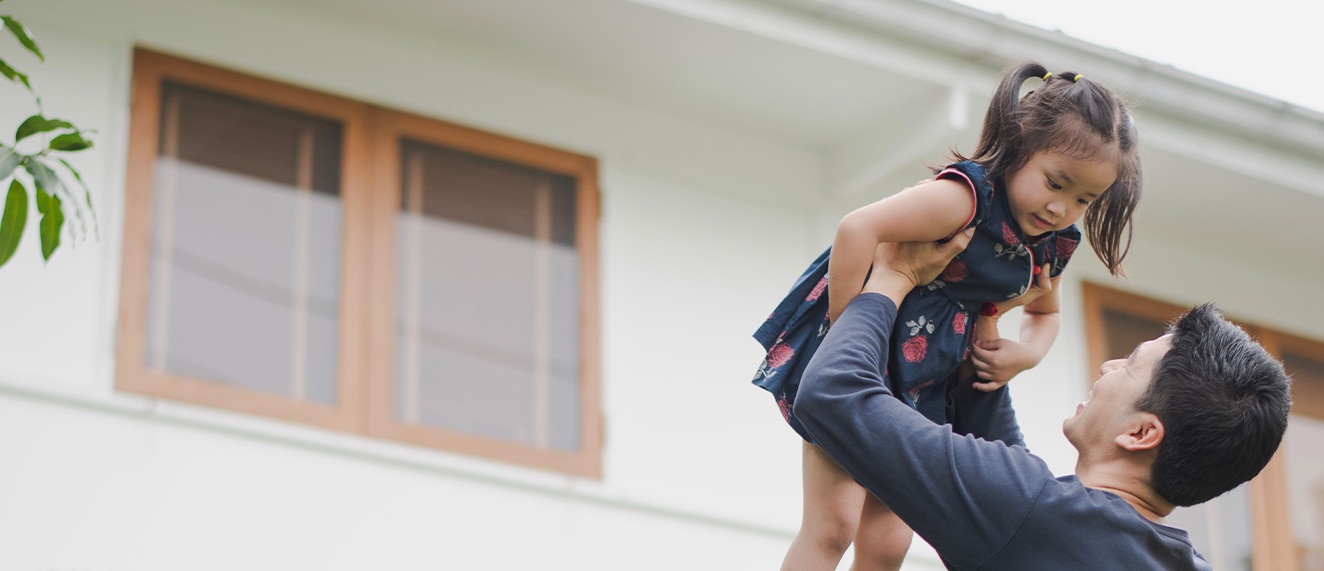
[57,157,98,240]
[45,163,82,243]
[34,184,61,260]
[0,179,27,267]
[25,157,57,195]
[2,16,42,61]
[0,144,20,180]
[15,115,73,143]
[0,57,31,91]
[33,180,47,211]
[49,132,92,152]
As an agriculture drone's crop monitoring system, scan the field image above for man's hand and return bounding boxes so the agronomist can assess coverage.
[862,228,974,305]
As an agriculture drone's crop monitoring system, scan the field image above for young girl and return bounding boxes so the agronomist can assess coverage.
[752,61,1142,571]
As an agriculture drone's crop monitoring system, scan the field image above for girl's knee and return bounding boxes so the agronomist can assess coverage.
[852,523,912,570]
[852,508,913,569]
[801,515,858,554]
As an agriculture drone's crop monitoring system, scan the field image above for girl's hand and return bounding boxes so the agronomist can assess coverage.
[970,338,1043,391]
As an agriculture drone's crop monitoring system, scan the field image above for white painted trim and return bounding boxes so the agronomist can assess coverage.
[778,0,1324,149]
[622,0,984,89]
[1141,114,1324,199]
[641,0,1324,159]
[0,373,794,541]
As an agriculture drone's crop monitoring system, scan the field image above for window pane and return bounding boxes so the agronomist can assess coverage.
[394,139,581,452]
[1282,351,1324,571]
[145,82,343,404]
[1100,308,1173,362]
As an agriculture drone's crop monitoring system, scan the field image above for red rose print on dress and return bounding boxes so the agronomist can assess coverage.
[908,378,936,405]
[807,277,827,302]
[1001,222,1021,247]
[777,395,792,421]
[941,260,968,283]
[993,226,1029,261]
[953,312,967,335]
[755,343,798,382]
[1055,236,1078,262]
[767,343,795,369]
[902,335,928,362]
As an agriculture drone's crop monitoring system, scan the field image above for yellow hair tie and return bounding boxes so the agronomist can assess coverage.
[1043,72,1053,80]
[1073,74,1084,81]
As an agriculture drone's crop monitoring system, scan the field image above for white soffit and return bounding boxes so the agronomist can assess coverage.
[265,0,958,146]
[257,0,1324,204]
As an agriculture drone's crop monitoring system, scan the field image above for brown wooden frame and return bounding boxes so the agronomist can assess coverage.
[1080,282,1307,570]
[365,108,602,478]
[117,48,375,433]
[1080,282,1189,381]
[117,48,602,477]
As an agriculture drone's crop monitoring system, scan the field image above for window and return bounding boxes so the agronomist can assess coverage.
[117,49,601,477]
[1257,333,1324,571]
[1082,282,1321,570]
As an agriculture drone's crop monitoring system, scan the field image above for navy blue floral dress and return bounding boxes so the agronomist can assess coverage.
[753,161,1080,441]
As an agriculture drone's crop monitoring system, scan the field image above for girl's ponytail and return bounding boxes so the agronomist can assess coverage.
[963,61,1050,175]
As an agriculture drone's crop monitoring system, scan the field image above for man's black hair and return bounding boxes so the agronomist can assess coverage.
[1136,303,1292,507]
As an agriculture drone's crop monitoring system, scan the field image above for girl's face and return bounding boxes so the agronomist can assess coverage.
[1005,150,1118,237]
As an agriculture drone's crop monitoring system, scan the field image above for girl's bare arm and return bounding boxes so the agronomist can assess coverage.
[827,179,975,323]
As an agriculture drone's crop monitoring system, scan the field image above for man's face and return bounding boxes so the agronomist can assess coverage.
[1063,334,1174,452]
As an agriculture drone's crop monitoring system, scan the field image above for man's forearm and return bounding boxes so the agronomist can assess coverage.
[793,293,901,443]
[791,293,1046,567]
[860,266,914,308]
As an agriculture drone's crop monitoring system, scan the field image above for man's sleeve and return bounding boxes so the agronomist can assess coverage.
[793,293,1055,568]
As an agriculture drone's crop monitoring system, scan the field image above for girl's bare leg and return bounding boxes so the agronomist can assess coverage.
[781,441,868,571]
[850,492,913,571]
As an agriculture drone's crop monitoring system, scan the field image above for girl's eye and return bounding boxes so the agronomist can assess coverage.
[1046,177,1063,190]
[1077,198,1091,206]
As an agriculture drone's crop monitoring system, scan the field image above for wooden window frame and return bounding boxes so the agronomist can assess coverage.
[116,48,602,478]
[1081,282,1307,570]
[365,108,602,478]
[117,49,375,433]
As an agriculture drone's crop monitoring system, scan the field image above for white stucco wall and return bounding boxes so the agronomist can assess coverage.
[0,0,824,569]
[2,1,1321,570]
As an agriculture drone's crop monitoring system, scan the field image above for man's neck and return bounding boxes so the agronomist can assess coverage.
[1075,460,1174,523]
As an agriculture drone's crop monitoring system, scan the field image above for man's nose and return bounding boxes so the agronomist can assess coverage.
[1100,358,1123,375]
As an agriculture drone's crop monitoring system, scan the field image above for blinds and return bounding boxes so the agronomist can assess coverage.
[145,81,345,404]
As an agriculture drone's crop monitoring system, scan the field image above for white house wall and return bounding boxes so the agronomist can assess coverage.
[2,0,1322,570]
[0,0,830,569]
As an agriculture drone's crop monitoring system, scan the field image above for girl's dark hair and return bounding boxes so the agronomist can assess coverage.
[953,61,1142,276]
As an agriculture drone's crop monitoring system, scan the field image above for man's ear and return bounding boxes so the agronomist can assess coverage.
[1115,412,1164,452]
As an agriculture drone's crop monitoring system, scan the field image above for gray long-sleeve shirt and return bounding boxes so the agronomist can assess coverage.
[793,293,1209,570]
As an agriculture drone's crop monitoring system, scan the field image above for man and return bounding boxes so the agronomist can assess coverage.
[792,235,1292,570]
